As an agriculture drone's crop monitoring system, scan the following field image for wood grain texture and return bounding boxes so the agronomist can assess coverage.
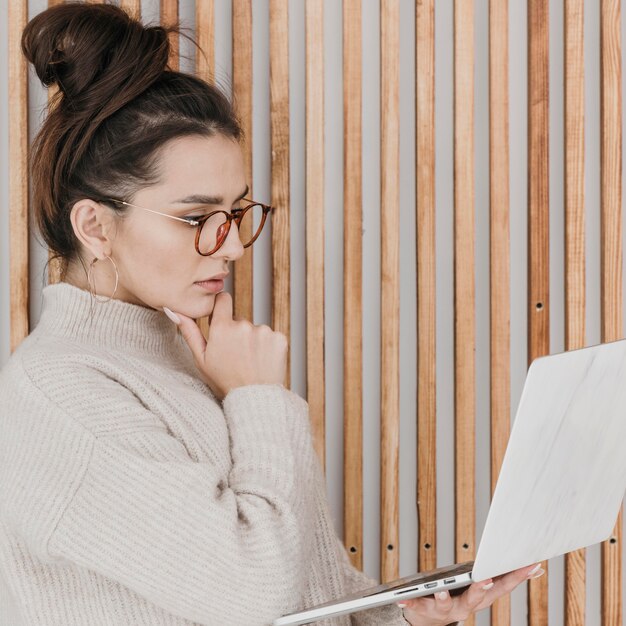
[160,0,179,71]
[489,0,510,623]
[232,0,254,322]
[195,0,215,344]
[600,1,623,624]
[269,0,291,385]
[305,0,326,469]
[196,0,215,84]
[563,1,586,624]
[453,8,475,622]
[380,0,400,584]
[527,0,550,623]
[119,0,141,19]
[416,0,437,574]
[343,0,363,571]
[9,0,29,352]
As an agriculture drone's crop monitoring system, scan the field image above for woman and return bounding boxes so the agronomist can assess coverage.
[0,4,541,625]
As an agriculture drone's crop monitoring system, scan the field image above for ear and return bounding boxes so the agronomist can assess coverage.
[70,199,117,259]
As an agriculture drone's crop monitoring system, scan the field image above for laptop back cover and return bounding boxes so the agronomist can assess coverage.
[472,339,626,581]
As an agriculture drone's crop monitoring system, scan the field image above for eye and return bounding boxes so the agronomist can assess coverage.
[182,216,204,224]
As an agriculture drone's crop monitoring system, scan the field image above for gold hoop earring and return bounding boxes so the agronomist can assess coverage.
[87,255,119,303]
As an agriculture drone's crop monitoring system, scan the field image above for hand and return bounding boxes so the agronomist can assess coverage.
[165,292,288,400]
[399,563,544,626]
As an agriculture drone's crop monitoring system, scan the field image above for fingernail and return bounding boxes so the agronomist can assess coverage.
[396,603,407,608]
[482,582,495,591]
[527,563,542,577]
[529,568,545,580]
[437,591,449,600]
[163,307,181,324]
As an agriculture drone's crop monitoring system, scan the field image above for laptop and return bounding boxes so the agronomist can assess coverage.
[274,338,626,625]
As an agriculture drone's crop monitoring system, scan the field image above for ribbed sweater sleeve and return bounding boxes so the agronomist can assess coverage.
[26,369,320,625]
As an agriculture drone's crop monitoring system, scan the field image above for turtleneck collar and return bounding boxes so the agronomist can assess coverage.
[35,282,184,358]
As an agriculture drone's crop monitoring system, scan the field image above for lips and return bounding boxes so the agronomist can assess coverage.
[195,272,228,283]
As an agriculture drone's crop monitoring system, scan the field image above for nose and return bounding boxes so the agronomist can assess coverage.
[213,220,245,261]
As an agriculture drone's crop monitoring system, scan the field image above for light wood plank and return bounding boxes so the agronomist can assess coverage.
[120,0,141,19]
[269,0,291,385]
[380,0,400,584]
[453,8,476,626]
[196,0,215,84]
[343,0,363,570]
[563,1,586,624]
[527,1,550,623]
[416,0,437,574]
[489,0,510,623]
[232,0,254,322]
[9,0,29,351]
[600,1,623,624]
[305,0,326,468]
[160,0,179,71]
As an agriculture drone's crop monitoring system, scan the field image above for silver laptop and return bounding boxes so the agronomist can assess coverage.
[274,338,626,625]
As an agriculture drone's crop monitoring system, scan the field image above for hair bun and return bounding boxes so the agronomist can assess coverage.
[22,2,171,108]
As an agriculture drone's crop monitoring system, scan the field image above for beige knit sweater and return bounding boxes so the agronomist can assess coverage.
[0,282,406,626]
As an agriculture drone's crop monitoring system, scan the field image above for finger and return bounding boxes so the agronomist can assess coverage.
[172,311,207,361]
[209,291,233,325]
[462,578,493,610]
[433,589,453,613]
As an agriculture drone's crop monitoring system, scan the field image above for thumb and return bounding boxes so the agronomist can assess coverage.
[163,307,207,361]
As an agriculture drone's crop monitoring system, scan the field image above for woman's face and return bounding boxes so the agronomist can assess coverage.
[95,134,247,319]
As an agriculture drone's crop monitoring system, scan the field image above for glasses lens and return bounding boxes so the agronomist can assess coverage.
[197,205,268,255]
[237,204,266,248]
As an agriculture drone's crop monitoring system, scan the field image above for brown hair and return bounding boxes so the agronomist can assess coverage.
[22,2,242,277]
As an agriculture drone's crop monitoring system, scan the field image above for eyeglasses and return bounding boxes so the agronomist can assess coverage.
[102,197,273,256]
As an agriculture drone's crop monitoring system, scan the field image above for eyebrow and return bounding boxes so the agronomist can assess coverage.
[170,186,249,207]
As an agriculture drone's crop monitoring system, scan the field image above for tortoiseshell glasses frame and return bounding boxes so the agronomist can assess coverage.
[102,197,273,256]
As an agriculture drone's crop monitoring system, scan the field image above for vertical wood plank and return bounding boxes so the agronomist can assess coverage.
[563,1,586,625]
[195,0,214,341]
[196,0,215,84]
[600,1,623,624]
[527,1,550,624]
[380,0,400,584]
[305,0,326,468]
[120,0,141,19]
[343,0,363,570]
[161,0,179,70]
[8,0,29,352]
[270,0,291,384]
[232,0,254,322]
[416,0,437,574]
[489,0,510,623]
[453,8,476,624]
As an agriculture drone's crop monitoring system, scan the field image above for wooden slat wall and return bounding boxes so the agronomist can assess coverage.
[8,0,29,351]
[415,0,437,575]
[563,2,586,625]
[527,0,550,624]
[195,0,214,85]
[379,0,400,584]
[489,0,510,623]
[232,0,254,322]
[600,2,623,624]
[453,10,476,626]
[160,0,179,71]
[343,0,363,571]
[8,2,626,623]
[269,0,291,386]
[305,0,326,468]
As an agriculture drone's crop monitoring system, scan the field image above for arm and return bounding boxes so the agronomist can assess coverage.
[10,359,320,626]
